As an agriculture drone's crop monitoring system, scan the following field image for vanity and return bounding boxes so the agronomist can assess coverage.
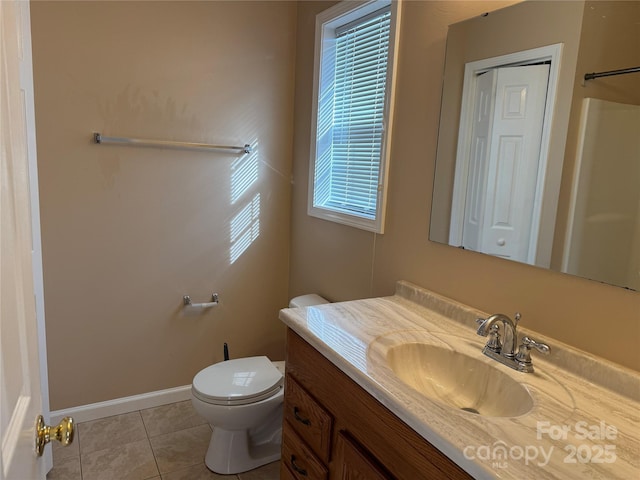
[278,281,640,479]
[281,329,471,479]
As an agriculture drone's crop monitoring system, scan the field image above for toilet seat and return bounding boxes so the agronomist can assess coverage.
[192,356,283,406]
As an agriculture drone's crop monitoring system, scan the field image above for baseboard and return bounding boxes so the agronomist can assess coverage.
[50,385,192,425]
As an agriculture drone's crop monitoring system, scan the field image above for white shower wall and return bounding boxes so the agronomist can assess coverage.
[564,98,640,290]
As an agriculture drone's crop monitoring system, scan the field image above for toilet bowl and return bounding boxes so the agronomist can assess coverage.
[191,294,328,474]
[191,356,285,474]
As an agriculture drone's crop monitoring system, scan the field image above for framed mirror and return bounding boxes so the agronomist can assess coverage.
[430,0,640,290]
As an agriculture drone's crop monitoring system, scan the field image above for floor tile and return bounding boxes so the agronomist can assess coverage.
[150,424,212,474]
[238,461,280,480]
[81,438,159,480]
[141,400,208,437]
[47,455,82,480]
[160,463,234,479]
[47,400,273,480]
[78,412,148,454]
[52,430,80,462]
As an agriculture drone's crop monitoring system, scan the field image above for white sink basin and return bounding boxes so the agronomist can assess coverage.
[386,342,534,417]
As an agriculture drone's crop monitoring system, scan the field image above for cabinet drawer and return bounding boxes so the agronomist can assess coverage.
[282,422,328,480]
[280,463,298,480]
[284,375,333,461]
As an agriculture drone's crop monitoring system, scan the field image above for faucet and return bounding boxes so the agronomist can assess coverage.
[476,312,549,373]
[476,312,519,358]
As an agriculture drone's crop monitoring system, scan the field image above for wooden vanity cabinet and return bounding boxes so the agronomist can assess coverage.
[333,431,392,479]
[281,329,472,480]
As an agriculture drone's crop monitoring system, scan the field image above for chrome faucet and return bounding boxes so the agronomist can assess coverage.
[476,312,549,373]
[476,313,520,358]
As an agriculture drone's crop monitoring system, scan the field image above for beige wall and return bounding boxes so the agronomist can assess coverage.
[31,1,296,410]
[290,1,640,371]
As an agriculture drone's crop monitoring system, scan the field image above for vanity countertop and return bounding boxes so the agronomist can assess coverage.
[279,281,640,479]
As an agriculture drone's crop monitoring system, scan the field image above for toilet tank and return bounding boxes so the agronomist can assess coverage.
[289,294,329,308]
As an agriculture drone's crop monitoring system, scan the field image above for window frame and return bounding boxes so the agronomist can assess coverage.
[307,0,401,234]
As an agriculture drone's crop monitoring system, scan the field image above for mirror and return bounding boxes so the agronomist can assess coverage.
[430,0,640,290]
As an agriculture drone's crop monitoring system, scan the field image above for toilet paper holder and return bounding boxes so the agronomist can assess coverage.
[183,293,219,309]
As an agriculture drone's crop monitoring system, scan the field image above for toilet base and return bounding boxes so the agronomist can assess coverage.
[204,425,282,474]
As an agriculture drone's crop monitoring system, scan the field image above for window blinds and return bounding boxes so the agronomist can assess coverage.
[315,8,391,219]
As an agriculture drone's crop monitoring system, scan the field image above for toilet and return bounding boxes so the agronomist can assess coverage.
[190,294,329,474]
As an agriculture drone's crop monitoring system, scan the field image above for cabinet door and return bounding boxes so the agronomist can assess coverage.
[284,374,333,461]
[282,422,328,480]
[334,432,394,480]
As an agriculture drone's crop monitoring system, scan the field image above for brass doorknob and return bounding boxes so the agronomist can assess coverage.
[35,415,74,457]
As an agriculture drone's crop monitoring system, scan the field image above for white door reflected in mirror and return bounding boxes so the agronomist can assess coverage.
[452,63,550,264]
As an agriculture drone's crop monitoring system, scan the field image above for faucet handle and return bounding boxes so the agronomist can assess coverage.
[522,336,550,354]
[515,336,550,372]
[513,312,521,327]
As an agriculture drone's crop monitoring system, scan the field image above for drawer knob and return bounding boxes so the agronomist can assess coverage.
[293,407,311,426]
[290,455,308,476]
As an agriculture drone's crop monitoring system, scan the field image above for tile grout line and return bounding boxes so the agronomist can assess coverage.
[76,423,84,480]
[138,409,162,479]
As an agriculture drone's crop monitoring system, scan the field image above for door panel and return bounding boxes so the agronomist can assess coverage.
[481,64,550,261]
[1,1,48,478]
[461,69,497,251]
[485,135,522,258]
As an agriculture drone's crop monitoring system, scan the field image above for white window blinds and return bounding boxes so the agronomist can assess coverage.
[313,7,391,222]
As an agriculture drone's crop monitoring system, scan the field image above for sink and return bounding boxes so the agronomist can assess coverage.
[386,342,534,417]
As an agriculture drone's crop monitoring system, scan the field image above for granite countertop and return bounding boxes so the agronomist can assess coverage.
[279,281,640,479]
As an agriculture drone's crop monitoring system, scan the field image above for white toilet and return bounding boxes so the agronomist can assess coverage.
[190,294,328,474]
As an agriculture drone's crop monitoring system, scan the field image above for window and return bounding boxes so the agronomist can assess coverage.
[308,0,400,233]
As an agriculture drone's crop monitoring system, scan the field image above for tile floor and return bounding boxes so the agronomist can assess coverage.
[47,400,280,480]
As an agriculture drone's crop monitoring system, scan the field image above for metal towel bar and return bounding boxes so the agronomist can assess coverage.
[94,133,252,154]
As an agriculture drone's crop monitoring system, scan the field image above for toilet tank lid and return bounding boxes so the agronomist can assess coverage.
[289,294,329,308]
